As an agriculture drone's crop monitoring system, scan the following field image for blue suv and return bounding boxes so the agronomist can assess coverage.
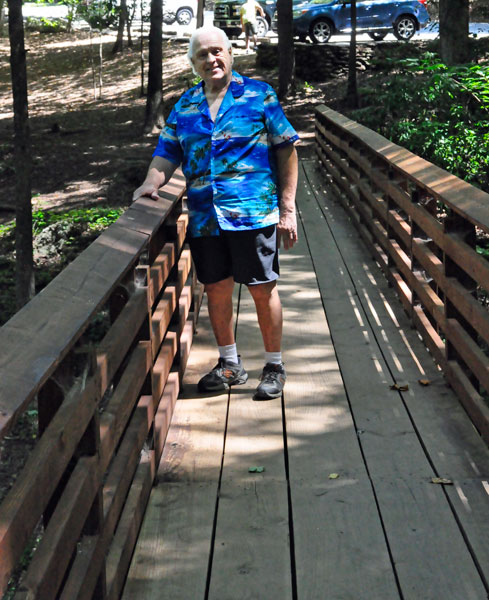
[293,0,430,43]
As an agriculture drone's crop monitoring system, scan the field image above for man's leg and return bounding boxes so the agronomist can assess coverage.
[205,276,236,346]
[248,280,287,400]
[247,280,282,351]
[198,276,248,392]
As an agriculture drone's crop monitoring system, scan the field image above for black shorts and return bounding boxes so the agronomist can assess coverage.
[244,21,257,36]
[188,225,279,286]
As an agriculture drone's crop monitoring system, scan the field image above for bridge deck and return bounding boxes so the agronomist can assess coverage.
[122,159,489,600]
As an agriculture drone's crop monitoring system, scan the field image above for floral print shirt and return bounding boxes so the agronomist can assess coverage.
[153,71,299,237]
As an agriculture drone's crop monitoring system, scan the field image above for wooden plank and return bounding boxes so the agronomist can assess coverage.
[59,394,155,600]
[316,105,489,234]
[106,450,156,600]
[0,375,99,593]
[152,286,177,358]
[0,225,149,438]
[301,161,485,599]
[16,456,99,600]
[99,341,152,471]
[302,159,489,594]
[208,285,292,599]
[148,243,175,308]
[278,191,399,597]
[122,300,227,599]
[96,287,149,397]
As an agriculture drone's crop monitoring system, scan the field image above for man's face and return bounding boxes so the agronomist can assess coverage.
[192,31,233,88]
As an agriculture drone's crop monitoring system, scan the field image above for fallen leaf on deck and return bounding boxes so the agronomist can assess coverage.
[431,477,453,485]
[249,466,265,473]
[328,473,340,479]
[390,383,409,391]
[418,379,431,386]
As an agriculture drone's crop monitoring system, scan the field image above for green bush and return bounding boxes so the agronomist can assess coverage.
[351,52,489,191]
[25,16,68,32]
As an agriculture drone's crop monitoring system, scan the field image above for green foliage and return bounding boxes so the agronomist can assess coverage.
[351,52,489,192]
[76,0,119,31]
[25,16,68,32]
[31,206,123,234]
[0,207,123,237]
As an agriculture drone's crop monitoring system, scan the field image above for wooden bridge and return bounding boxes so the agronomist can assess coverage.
[1,107,489,599]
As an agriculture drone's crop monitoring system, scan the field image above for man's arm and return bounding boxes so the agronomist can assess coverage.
[132,156,179,202]
[275,143,298,250]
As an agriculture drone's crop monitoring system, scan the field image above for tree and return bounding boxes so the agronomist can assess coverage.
[78,0,119,97]
[144,0,164,133]
[439,0,469,65]
[112,0,128,53]
[196,0,205,28]
[346,0,358,108]
[8,0,35,309]
[277,0,294,99]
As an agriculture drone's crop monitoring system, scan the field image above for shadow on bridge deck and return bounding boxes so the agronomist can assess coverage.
[122,159,489,600]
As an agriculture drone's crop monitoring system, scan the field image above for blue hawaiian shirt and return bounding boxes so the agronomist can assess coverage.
[153,71,299,237]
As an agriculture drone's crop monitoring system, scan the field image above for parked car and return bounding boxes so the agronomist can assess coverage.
[292,0,430,43]
[213,0,275,38]
[163,0,197,25]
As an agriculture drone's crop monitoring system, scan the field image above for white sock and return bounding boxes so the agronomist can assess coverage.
[219,344,239,364]
[265,351,282,365]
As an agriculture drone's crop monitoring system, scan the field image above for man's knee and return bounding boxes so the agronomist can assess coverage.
[205,276,235,300]
[247,280,277,301]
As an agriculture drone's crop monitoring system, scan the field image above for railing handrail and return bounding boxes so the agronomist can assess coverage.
[0,173,186,440]
[316,105,489,234]
[315,104,489,444]
[0,170,203,600]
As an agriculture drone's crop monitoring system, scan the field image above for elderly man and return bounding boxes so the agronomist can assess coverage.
[133,26,299,400]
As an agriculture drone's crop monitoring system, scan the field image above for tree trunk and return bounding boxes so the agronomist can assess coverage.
[439,0,469,65]
[8,0,34,309]
[112,0,128,54]
[346,0,358,108]
[196,0,205,28]
[0,0,7,36]
[277,0,294,100]
[140,0,145,96]
[144,0,164,133]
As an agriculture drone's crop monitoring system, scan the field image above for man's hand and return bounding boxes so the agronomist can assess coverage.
[277,210,298,250]
[132,182,160,202]
[132,156,179,203]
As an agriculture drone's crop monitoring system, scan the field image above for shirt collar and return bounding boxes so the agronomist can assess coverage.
[188,70,244,104]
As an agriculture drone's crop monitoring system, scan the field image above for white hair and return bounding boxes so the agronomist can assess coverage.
[187,26,233,75]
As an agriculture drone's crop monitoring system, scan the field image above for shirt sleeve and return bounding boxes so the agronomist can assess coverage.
[263,87,300,148]
[152,106,183,166]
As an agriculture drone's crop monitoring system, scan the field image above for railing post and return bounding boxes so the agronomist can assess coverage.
[443,213,478,381]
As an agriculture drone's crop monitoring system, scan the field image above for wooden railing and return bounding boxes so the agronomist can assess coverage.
[0,171,203,599]
[315,104,489,444]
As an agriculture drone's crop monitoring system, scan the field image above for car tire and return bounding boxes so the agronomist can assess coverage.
[309,18,333,43]
[176,7,193,25]
[368,32,387,41]
[393,15,416,40]
[163,11,176,24]
[256,16,268,37]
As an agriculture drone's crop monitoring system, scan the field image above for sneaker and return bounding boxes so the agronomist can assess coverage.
[254,362,286,400]
[198,357,248,393]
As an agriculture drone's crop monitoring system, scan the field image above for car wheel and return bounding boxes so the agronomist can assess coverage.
[393,15,416,40]
[176,7,193,25]
[256,16,268,38]
[309,18,332,43]
[368,32,387,41]
[163,11,176,24]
